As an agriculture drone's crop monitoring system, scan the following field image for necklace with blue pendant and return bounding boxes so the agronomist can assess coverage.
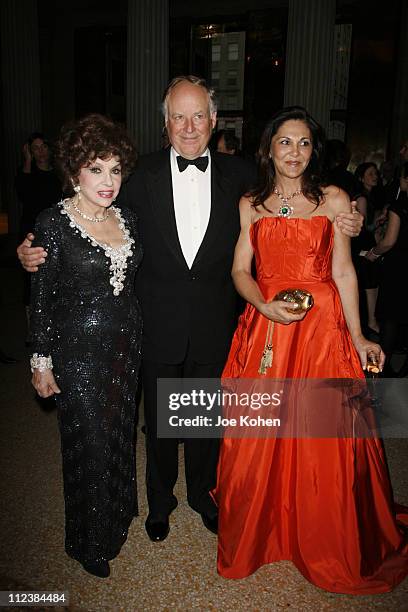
[274,187,302,218]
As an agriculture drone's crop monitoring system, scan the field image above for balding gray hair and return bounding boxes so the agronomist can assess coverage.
[161,75,218,121]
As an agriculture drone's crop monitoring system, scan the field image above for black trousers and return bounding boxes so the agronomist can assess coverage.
[142,348,226,518]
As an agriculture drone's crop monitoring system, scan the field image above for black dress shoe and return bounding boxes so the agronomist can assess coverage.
[81,559,110,578]
[201,512,218,535]
[145,515,170,542]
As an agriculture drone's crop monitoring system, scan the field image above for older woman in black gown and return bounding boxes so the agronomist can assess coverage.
[29,114,141,578]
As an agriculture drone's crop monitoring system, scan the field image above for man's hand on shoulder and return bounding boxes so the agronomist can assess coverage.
[336,201,363,238]
[17,233,47,272]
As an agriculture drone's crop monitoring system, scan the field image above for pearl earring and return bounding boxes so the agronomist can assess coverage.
[73,184,81,200]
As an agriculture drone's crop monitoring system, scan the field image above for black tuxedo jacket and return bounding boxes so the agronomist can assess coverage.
[122,148,256,363]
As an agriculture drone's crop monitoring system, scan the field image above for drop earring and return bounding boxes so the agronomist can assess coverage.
[73,184,81,200]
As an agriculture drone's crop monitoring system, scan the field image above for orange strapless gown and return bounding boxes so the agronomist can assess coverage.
[214,216,408,594]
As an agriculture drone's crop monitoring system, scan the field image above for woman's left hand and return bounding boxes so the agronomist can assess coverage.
[353,335,385,371]
[32,368,61,397]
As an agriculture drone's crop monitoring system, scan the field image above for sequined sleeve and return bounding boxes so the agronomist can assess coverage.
[29,206,63,359]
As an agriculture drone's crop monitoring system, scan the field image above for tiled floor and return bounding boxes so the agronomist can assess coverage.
[1,242,407,611]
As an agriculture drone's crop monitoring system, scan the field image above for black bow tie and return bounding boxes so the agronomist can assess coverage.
[176,155,209,173]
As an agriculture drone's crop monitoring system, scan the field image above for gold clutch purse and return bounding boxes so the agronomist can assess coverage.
[274,288,314,313]
[258,288,314,375]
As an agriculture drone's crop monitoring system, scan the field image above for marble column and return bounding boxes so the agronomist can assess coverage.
[127,0,169,155]
[389,1,408,159]
[284,0,336,131]
[0,0,42,233]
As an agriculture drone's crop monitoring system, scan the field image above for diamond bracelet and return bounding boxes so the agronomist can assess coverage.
[30,353,53,373]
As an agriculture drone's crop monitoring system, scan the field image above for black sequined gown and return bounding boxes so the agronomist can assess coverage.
[30,202,142,564]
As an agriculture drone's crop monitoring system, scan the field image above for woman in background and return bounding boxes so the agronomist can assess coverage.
[367,175,408,375]
[15,133,62,322]
[353,162,385,338]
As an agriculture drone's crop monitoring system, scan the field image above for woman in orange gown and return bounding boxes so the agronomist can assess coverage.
[214,107,408,594]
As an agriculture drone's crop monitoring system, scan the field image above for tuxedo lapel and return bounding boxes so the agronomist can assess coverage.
[144,149,188,270]
[193,154,234,267]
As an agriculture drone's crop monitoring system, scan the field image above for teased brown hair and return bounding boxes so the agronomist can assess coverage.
[55,113,137,194]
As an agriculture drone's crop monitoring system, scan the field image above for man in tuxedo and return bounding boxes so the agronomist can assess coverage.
[122,76,257,541]
[17,75,363,542]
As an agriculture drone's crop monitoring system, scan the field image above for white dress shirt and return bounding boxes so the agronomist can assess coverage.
[170,146,211,269]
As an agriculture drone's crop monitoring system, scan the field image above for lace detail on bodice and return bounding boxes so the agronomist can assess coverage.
[60,200,134,295]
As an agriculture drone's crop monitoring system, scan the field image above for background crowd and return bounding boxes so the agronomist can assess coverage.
[324,137,408,376]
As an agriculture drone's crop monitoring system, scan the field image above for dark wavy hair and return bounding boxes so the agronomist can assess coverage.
[26,132,52,168]
[250,106,325,209]
[354,162,383,218]
[28,131,47,146]
[354,162,377,189]
[325,139,351,171]
[55,113,137,194]
[216,129,240,153]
